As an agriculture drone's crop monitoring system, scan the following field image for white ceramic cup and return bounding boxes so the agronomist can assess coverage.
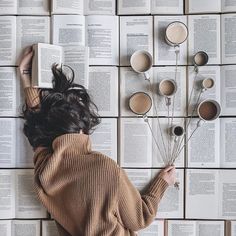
[193,51,209,66]
[202,78,215,91]
[130,50,153,80]
[159,79,177,97]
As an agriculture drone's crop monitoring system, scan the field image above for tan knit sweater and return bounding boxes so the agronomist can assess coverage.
[24,87,169,236]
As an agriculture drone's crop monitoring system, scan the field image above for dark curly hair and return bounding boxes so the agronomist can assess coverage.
[22,64,100,149]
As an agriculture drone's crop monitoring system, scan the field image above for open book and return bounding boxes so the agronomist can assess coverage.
[32,43,89,88]
[166,220,224,236]
[52,0,116,15]
[185,0,236,13]
[0,0,49,15]
[0,220,41,236]
[118,0,183,15]
[186,169,236,219]
[125,168,184,218]
[226,221,236,236]
[0,169,47,219]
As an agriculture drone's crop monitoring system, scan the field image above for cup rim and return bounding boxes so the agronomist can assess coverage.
[159,79,177,97]
[171,125,184,136]
[197,99,221,121]
[193,51,209,66]
[128,91,152,115]
[130,50,153,73]
[202,78,215,89]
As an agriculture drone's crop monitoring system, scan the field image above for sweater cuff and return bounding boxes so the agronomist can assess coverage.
[148,177,169,197]
[24,87,40,108]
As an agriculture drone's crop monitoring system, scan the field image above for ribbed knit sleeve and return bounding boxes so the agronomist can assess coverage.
[24,87,40,108]
[116,168,169,232]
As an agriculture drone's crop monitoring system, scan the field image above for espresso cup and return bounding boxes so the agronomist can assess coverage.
[165,21,188,46]
[197,99,221,122]
[171,125,184,137]
[129,92,152,115]
[193,51,209,66]
[159,79,177,97]
[130,50,153,80]
[202,78,214,91]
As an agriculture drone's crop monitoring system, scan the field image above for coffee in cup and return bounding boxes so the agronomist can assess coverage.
[193,51,209,66]
[130,50,153,80]
[197,100,221,121]
[165,21,188,46]
[202,78,214,90]
[129,92,152,115]
[159,79,177,97]
[171,125,184,137]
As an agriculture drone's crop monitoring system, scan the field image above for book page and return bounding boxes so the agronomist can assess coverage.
[221,65,236,115]
[0,170,15,219]
[0,118,16,168]
[12,220,40,236]
[152,66,186,116]
[42,220,59,236]
[153,169,184,218]
[52,0,83,14]
[222,14,236,64]
[117,0,150,15]
[84,0,116,15]
[222,0,236,12]
[185,169,219,219]
[88,66,118,116]
[154,15,187,65]
[17,0,49,15]
[120,16,153,66]
[230,221,236,236]
[52,15,85,46]
[187,66,221,116]
[0,0,17,15]
[167,220,196,236]
[188,15,221,65]
[0,67,17,116]
[119,67,153,116]
[124,169,151,191]
[0,220,11,236]
[219,170,236,219]
[185,0,221,13]
[151,0,183,14]
[120,118,153,167]
[85,15,119,65]
[0,16,16,66]
[16,16,50,65]
[196,221,224,236]
[138,220,164,235]
[15,169,47,218]
[90,118,117,162]
[187,119,220,168]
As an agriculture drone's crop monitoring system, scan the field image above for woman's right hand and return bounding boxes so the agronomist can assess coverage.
[158,165,176,186]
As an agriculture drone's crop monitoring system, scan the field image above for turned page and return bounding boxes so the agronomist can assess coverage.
[151,0,183,14]
[0,16,16,66]
[85,15,119,65]
[219,170,236,219]
[167,220,196,236]
[188,15,221,65]
[120,16,153,66]
[0,67,17,116]
[185,169,219,219]
[124,169,151,191]
[138,220,164,235]
[153,169,184,218]
[119,67,153,116]
[117,0,150,15]
[17,0,49,15]
[154,16,187,65]
[185,0,221,13]
[221,65,236,115]
[0,220,11,236]
[52,0,83,14]
[90,118,117,162]
[0,170,15,219]
[88,67,118,116]
[152,66,186,116]
[12,220,40,236]
[84,0,116,15]
[222,14,236,64]
[42,220,59,236]
[196,221,224,236]
[15,169,47,218]
[120,118,152,167]
[222,0,236,12]
[16,16,50,64]
[0,0,17,14]
[187,66,221,116]
[187,119,220,168]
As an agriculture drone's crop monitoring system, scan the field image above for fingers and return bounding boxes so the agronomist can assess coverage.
[23,46,33,56]
[20,51,34,68]
[164,165,175,172]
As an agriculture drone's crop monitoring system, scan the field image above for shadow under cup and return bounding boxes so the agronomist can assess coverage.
[198,100,221,121]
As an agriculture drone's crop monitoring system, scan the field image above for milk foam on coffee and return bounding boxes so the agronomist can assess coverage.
[202,78,214,89]
[166,22,188,44]
[132,53,151,72]
[129,92,152,115]
[198,101,218,120]
[194,52,208,66]
[159,80,176,96]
